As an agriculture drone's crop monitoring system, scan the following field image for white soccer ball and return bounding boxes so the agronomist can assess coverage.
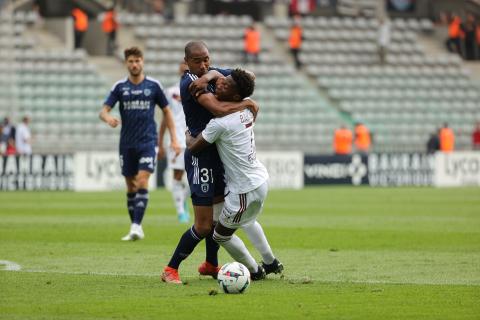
[217,262,251,294]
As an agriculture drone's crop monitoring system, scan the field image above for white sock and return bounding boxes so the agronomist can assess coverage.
[183,182,190,202]
[171,179,185,215]
[242,221,275,264]
[218,233,258,273]
[213,202,223,223]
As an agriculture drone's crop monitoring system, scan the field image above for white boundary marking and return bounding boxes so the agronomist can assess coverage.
[0,260,22,271]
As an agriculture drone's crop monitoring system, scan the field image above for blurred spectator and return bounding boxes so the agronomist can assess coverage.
[354,122,371,153]
[243,24,260,64]
[72,7,89,49]
[377,16,391,64]
[461,13,477,60]
[101,7,119,56]
[472,122,480,150]
[476,19,480,59]
[439,123,455,153]
[0,117,15,156]
[151,0,165,15]
[445,13,464,56]
[0,121,3,156]
[289,19,303,69]
[15,116,32,155]
[333,125,353,155]
[289,0,316,17]
[426,130,440,153]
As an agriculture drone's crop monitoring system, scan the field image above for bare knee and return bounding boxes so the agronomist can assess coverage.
[136,171,151,189]
[173,169,183,181]
[194,223,212,237]
[125,177,137,193]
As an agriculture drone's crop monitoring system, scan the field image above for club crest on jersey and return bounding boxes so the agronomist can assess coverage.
[201,183,209,193]
[144,89,151,96]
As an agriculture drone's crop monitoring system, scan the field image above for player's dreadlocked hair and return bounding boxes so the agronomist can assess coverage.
[231,68,255,99]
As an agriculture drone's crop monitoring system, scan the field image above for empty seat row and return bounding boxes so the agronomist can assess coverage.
[17,72,105,86]
[318,75,473,89]
[329,88,479,101]
[276,29,416,43]
[174,14,252,27]
[0,61,97,74]
[302,41,422,54]
[0,11,38,24]
[0,23,25,35]
[341,100,479,113]
[17,85,105,99]
[117,13,165,26]
[20,98,103,110]
[309,65,468,78]
[145,51,281,65]
[135,26,244,39]
[0,49,87,62]
[146,39,244,52]
[265,16,433,32]
[0,36,34,48]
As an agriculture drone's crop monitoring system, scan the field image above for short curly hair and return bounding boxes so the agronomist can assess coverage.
[231,68,255,99]
[124,47,143,60]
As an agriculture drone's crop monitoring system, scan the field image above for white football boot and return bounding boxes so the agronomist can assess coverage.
[121,223,144,241]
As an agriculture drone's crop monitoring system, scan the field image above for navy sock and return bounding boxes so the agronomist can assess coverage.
[168,226,204,269]
[133,189,148,225]
[205,227,219,266]
[127,192,136,222]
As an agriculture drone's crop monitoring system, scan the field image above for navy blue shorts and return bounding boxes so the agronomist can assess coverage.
[119,144,157,177]
[185,145,225,206]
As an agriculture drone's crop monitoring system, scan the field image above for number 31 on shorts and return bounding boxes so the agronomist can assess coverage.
[200,168,213,183]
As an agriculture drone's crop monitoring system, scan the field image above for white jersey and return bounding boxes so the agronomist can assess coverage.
[202,109,268,194]
[165,84,187,148]
[15,122,32,155]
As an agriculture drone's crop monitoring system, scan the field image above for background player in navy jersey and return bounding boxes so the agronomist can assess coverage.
[99,47,181,241]
[162,41,258,284]
[186,69,283,280]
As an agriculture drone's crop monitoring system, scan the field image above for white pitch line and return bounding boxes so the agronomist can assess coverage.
[0,260,22,271]
[2,268,479,286]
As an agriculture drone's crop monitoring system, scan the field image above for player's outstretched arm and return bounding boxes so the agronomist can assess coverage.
[157,116,167,159]
[186,130,211,154]
[196,93,258,118]
[189,70,224,97]
[99,105,120,128]
[162,106,181,156]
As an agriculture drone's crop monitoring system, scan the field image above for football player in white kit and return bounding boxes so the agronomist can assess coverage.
[186,68,283,279]
[158,62,190,223]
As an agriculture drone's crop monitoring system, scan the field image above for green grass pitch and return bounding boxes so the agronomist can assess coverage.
[1,187,479,319]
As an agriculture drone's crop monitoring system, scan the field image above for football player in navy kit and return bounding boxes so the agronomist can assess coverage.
[161,41,258,284]
[100,47,180,241]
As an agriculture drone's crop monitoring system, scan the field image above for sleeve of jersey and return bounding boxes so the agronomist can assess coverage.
[211,67,231,77]
[155,84,169,109]
[104,84,119,108]
[180,75,194,103]
[202,119,224,144]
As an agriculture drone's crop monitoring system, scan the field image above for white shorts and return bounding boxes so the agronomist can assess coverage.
[219,181,268,229]
[167,147,185,171]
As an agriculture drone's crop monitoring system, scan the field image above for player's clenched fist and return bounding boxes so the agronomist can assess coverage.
[107,117,120,128]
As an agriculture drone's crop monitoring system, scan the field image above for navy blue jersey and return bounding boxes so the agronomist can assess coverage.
[104,76,169,147]
[180,67,231,137]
